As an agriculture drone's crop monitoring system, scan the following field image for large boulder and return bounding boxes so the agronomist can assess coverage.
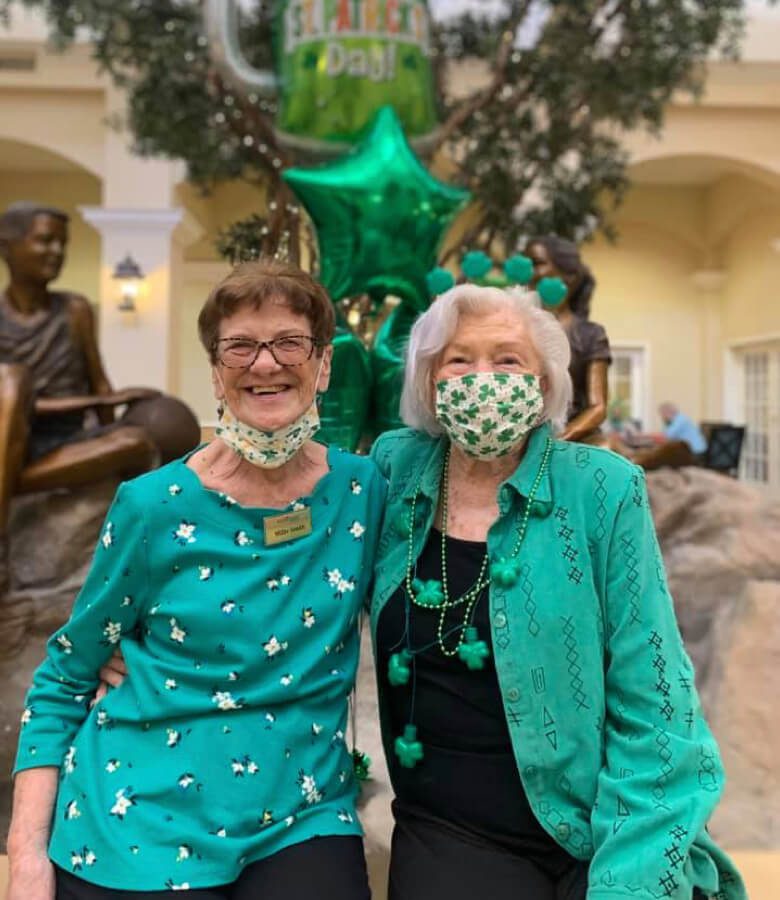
[0,479,119,841]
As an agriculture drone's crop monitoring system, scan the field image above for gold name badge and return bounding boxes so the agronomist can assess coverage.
[263,507,313,546]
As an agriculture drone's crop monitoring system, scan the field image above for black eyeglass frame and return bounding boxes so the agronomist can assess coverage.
[213,335,326,368]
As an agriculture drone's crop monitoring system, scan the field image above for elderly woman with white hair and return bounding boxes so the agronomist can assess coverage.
[369,285,743,900]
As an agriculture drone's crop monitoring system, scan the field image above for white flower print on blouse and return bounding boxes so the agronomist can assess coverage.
[177,773,195,789]
[70,846,97,871]
[280,673,294,687]
[348,520,366,541]
[64,800,81,820]
[165,678,177,691]
[338,809,354,824]
[198,565,214,581]
[169,618,187,643]
[63,746,76,774]
[110,787,137,819]
[211,691,243,711]
[311,722,323,736]
[231,755,259,777]
[101,619,122,645]
[323,567,356,598]
[101,522,114,549]
[168,483,182,496]
[234,530,253,547]
[266,573,291,591]
[176,844,193,862]
[263,635,288,658]
[167,728,181,748]
[301,607,316,628]
[120,595,133,607]
[95,710,110,729]
[20,706,32,726]
[297,771,323,805]
[165,880,191,890]
[56,634,73,655]
[260,811,274,828]
[221,600,237,614]
[350,478,362,495]
[173,521,197,545]
[105,759,121,773]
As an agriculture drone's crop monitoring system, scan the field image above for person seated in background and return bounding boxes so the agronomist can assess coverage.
[611,401,706,470]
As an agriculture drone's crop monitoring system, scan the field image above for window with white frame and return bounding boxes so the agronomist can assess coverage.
[607,346,647,431]
[738,345,780,488]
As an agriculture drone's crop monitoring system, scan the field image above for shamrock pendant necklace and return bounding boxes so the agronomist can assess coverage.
[390,436,553,768]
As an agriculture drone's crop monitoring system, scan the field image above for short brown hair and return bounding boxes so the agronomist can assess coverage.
[0,202,69,245]
[198,259,335,362]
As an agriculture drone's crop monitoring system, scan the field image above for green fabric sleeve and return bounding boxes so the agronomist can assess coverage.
[14,482,149,773]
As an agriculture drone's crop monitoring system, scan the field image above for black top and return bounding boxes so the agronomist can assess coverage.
[377,527,572,873]
[566,315,611,423]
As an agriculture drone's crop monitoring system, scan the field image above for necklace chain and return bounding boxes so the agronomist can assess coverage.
[404,437,553,657]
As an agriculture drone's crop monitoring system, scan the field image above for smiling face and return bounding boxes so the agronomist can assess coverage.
[3,213,67,286]
[212,299,331,433]
[434,307,544,385]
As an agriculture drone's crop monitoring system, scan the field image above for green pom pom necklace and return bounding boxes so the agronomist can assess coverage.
[389,437,553,768]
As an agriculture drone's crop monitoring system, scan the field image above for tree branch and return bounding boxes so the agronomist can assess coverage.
[432,0,534,152]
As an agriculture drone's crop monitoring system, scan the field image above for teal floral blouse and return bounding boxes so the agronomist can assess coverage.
[15,445,386,891]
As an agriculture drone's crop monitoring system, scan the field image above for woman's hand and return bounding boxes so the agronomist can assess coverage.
[94,649,128,703]
[6,849,56,900]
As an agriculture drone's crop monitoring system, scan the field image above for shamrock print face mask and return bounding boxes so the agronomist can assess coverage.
[215,401,321,469]
[434,372,545,459]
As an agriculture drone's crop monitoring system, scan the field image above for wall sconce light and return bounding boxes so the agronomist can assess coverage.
[112,254,144,312]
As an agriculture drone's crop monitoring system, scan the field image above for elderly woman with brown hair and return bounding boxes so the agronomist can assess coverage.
[6,260,385,900]
[369,284,743,900]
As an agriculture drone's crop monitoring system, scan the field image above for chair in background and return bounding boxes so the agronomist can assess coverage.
[699,422,746,478]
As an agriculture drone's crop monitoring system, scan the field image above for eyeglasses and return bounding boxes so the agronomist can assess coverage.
[214,335,323,368]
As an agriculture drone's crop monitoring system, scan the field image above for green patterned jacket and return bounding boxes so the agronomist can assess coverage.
[369,423,745,900]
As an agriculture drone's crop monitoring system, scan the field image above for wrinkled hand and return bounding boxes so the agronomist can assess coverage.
[7,850,55,900]
[93,648,128,704]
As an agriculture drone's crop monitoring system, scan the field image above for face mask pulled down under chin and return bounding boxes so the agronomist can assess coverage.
[214,357,325,469]
[434,372,544,459]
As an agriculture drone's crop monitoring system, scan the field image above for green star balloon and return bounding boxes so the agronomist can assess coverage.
[283,106,470,308]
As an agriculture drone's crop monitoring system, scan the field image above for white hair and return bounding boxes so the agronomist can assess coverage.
[400,284,572,435]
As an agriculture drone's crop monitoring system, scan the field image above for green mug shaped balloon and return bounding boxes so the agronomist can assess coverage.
[205,0,439,154]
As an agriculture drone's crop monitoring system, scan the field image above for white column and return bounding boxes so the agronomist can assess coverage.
[691,269,726,422]
[78,206,183,391]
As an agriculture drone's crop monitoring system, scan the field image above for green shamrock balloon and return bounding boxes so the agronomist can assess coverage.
[458,626,490,671]
[388,650,413,686]
[491,557,521,587]
[394,724,424,768]
[283,106,470,307]
[412,578,445,608]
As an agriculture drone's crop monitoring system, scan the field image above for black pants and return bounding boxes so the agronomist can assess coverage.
[388,812,588,900]
[388,814,713,900]
[55,835,371,899]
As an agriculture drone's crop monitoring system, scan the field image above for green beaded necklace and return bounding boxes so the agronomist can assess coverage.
[390,436,553,769]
